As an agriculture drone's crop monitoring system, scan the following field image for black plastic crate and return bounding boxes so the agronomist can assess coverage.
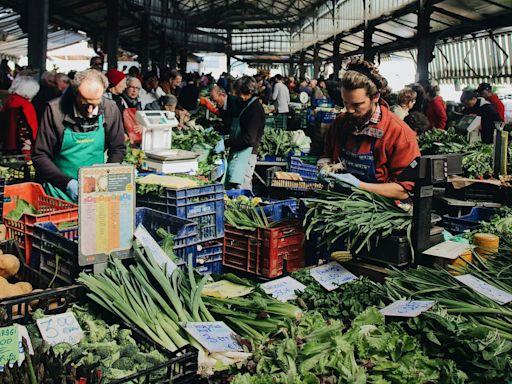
[0,153,33,184]
[0,239,82,326]
[0,176,5,222]
[442,207,495,233]
[444,182,502,202]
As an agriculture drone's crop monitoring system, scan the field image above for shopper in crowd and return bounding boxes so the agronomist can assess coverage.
[460,90,502,144]
[310,79,324,100]
[226,76,265,190]
[424,84,447,130]
[318,79,329,98]
[168,69,182,98]
[299,78,312,96]
[210,85,241,135]
[408,82,426,113]
[144,94,178,112]
[391,87,417,120]
[105,69,128,115]
[32,71,61,123]
[122,77,143,110]
[32,69,125,203]
[90,56,104,72]
[54,73,71,96]
[404,111,431,135]
[272,74,290,129]
[477,82,505,121]
[323,59,420,200]
[122,76,144,145]
[139,71,160,108]
[0,59,13,90]
[1,76,40,156]
[178,73,200,111]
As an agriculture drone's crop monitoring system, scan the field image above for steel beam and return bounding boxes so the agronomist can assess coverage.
[105,0,120,69]
[27,0,49,77]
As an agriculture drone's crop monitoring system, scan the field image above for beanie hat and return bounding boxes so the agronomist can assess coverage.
[106,69,126,87]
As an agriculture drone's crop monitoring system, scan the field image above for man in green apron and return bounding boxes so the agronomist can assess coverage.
[32,69,126,202]
[225,76,265,190]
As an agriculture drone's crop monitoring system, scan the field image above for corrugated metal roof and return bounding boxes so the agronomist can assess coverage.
[0,6,87,59]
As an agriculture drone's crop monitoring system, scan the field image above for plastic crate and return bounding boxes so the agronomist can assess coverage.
[225,189,255,199]
[0,154,33,184]
[137,183,224,207]
[3,183,78,265]
[274,113,288,130]
[442,207,495,233]
[0,239,82,326]
[315,110,338,124]
[223,222,305,278]
[288,157,319,181]
[444,182,501,202]
[266,167,324,195]
[195,241,223,265]
[225,190,297,221]
[312,98,334,108]
[196,260,223,274]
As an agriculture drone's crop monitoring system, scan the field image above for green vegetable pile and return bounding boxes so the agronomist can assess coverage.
[462,142,494,178]
[230,307,466,384]
[478,206,512,247]
[419,127,467,155]
[224,197,281,230]
[5,198,40,221]
[304,189,413,255]
[257,128,301,159]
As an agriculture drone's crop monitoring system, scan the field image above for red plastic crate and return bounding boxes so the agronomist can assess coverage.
[223,222,304,278]
[3,183,78,265]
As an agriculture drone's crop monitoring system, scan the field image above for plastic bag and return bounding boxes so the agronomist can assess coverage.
[123,107,142,145]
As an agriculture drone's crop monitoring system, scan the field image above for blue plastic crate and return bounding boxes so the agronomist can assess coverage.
[225,189,254,199]
[316,110,338,123]
[312,98,334,108]
[289,157,319,181]
[261,199,298,220]
[442,207,495,234]
[138,201,224,242]
[195,241,223,266]
[195,260,222,274]
[137,183,224,207]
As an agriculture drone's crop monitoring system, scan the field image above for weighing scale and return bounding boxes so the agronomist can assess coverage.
[136,111,199,174]
[456,115,481,144]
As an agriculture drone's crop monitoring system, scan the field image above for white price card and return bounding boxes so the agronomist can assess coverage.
[380,300,436,317]
[260,276,306,302]
[36,312,84,346]
[423,241,472,260]
[135,224,177,276]
[183,322,242,353]
[455,274,512,305]
[310,262,357,291]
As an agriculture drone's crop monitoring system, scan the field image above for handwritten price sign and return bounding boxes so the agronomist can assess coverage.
[310,262,358,291]
[455,274,512,305]
[0,326,19,367]
[36,312,84,346]
[260,276,306,302]
[380,300,436,317]
[183,322,242,353]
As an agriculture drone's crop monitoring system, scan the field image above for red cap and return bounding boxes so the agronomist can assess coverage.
[106,69,126,87]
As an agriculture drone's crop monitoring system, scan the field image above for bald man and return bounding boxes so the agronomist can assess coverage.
[33,69,125,202]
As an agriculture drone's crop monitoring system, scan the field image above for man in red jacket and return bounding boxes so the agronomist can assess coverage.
[477,82,505,122]
[323,59,420,200]
[424,85,447,130]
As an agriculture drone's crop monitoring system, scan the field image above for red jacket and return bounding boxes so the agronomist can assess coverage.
[324,101,420,192]
[489,94,505,121]
[425,96,447,130]
[1,94,38,152]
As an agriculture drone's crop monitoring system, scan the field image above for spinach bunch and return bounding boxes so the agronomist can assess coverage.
[419,127,467,155]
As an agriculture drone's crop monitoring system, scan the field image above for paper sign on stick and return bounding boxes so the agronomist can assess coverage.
[455,274,512,305]
[380,300,436,317]
[260,276,306,302]
[36,312,84,346]
[183,322,242,353]
[310,262,357,291]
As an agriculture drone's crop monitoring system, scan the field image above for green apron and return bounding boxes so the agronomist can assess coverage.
[45,114,106,202]
[225,97,257,186]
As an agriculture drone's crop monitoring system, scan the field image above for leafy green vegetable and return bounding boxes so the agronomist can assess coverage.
[419,127,467,155]
[462,142,494,178]
[5,198,40,220]
[257,128,301,159]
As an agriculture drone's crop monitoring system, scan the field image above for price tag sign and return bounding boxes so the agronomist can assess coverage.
[455,274,512,305]
[135,224,177,276]
[260,276,306,302]
[36,312,84,346]
[310,262,357,291]
[0,326,19,367]
[202,280,253,298]
[183,322,242,353]
[380,300,436,317]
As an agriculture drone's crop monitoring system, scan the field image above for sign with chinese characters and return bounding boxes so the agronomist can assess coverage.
[310,262,357,291]
[380,300,436,317]
[455,274,512,305]
[260,276,306,302]
[183,322,242,353]
[36,313,84,346]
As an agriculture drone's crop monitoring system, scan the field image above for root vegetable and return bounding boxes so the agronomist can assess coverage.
[0,254,20,278]
[0,224,6,241]
[0,277,33,299]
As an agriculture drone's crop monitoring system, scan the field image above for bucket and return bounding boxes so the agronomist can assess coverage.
[449,249,473,274]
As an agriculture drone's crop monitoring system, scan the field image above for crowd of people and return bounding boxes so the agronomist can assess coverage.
[0,54,507,200]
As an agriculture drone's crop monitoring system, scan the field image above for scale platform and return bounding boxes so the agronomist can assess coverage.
[142,149,199,174]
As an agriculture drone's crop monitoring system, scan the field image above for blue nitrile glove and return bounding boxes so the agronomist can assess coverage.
[66,179,79,202]
[327,172,361,188]
[214,138,225,154]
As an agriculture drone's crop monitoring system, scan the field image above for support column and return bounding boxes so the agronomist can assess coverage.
[179,48,188,73]
[139,11,150,74]
[27,0,49,77]
[226,29,232,74]
[105,0,120,69]
[288,55,294,77]
[416,0,435,83]
[313,44,321,78]
[333,35,342,80]
[363,23,375,63]
[299,50,306,78]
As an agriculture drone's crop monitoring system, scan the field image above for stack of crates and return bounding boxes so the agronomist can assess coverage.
[137,183,225,274]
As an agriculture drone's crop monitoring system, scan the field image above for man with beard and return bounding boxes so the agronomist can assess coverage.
[322,59,420,200]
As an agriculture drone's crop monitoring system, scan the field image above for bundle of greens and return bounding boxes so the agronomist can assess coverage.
[303,189,413,255]
[224,198,281,230]
[257,128,300,159]
[5,199,40,221]
[419,127,467,155]
[291,269,384,320]
[230,308,466,384]
[478,206,512,247]
[462,142,494,178]
[123,144,145,168]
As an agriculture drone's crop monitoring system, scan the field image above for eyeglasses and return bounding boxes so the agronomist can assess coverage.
[127,86,141,90]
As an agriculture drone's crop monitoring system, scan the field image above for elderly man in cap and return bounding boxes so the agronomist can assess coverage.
[32,69,125,202]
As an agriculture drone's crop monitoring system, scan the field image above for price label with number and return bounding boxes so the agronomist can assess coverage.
[380,300,436,317]
[0,326,19,368]
[310,262,358,291]
[183,322,242,353]
[260,276,306,302]
[36,312,84,346]
[455,274,512,305]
